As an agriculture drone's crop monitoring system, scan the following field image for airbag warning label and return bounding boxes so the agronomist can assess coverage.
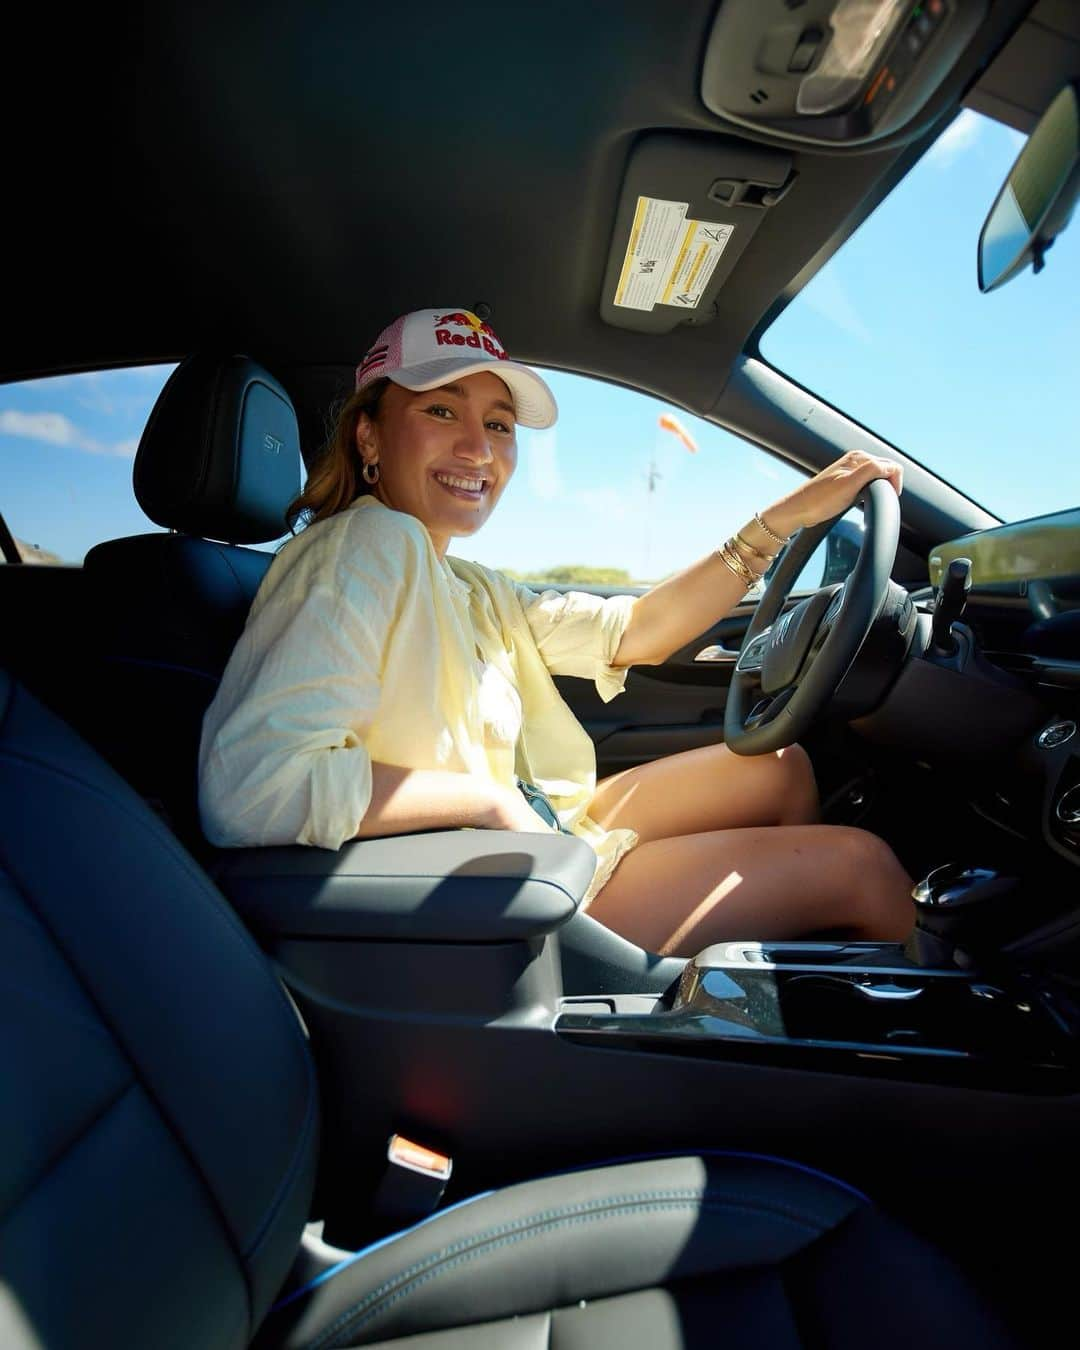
[614,196,735,312]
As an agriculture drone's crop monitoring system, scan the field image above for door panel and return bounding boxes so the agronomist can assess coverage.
[554,596,783,777]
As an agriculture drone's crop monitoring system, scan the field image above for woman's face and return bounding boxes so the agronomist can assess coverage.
[357,370,518,556]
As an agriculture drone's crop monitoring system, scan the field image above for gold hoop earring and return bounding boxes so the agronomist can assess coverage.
[362,461,380,485]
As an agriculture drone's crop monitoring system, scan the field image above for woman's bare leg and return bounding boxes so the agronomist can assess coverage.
[590,741,820,841]
[587,742,914,954]
[586,824,915,955]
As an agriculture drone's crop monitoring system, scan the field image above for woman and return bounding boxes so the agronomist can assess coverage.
[199,308,915,955]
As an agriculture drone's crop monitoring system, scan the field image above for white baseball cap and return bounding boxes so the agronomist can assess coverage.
[354,308,558,429]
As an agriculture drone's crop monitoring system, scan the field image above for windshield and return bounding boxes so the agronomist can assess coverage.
[763,108,1080,524]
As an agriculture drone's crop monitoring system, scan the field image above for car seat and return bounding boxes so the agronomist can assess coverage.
[81,354,301,846]
[0,666,1020,1348]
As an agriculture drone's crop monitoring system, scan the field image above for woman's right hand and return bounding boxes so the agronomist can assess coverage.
[484,785,557,833]
[357,765,556,837]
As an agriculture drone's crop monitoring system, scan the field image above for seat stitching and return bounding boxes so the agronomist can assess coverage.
[215,540,259,594]
[0,745,295,1000]
[0,969,121,1045]
[309,1190,832,1350]
[242,1060,318,1261]
[3,1080,137,1224]
[0,828,254,1329]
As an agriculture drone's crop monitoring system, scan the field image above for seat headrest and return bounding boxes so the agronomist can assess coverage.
[133,355,302,544]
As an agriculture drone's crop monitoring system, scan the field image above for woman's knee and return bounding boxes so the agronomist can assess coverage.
[833,827,915,940]
[774,744,819,825]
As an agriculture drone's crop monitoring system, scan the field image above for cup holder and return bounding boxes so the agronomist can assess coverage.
[779,972,1056,1055]
[675,960,1057,1059]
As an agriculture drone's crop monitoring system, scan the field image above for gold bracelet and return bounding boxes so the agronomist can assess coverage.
[734,530,775,563]
[754,511,790,549]
[728,536,769,578]
[716,541,760,587]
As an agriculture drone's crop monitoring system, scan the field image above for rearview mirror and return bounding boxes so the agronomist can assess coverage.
[978,83,1080,293]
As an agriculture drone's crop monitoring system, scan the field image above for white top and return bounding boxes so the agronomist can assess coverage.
[198,497,640,904]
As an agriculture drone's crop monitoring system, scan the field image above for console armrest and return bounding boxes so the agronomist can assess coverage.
[211,830,596,942]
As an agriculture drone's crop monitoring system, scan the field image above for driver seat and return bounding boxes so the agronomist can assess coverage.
[0,665,1020,1348]
[81,354,301,848]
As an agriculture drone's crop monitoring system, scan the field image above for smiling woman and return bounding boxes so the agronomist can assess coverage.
[199,305,915,952]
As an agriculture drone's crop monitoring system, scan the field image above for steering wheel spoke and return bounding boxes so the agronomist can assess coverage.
[725,480,901,755]
[735,625,771,674]
[744,685,797,730]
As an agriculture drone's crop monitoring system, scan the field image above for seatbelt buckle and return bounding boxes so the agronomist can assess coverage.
[373,1134,453,1229]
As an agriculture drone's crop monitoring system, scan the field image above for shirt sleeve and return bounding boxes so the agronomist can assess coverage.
[515,584,637,703]
[198,514,415,850]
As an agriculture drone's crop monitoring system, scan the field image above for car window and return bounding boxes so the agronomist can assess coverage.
[0,366,178,564]
[762,109,1080,523]
[451,366,845,594]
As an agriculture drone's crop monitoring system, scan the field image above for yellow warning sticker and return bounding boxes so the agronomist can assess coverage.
[614,196,735,312]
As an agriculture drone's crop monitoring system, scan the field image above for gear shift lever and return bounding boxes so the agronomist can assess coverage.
[931,557,973,655]
[909,863,1020,965]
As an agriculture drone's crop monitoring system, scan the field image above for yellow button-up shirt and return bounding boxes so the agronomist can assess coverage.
[198,496,639,904]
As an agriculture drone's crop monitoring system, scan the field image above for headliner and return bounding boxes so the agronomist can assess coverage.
[4,0,1068,439]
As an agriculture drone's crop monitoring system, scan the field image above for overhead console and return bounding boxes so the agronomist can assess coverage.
[701,0,989,146]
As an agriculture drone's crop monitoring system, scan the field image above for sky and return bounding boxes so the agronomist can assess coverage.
[3,109,1077,582]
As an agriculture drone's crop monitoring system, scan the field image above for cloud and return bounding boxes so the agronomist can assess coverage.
[0,409,138,457]
[524,427,563,501]
[22,364,175,416]
[927,109,982,168]
[799,268,872,344]
[751,457,782,481]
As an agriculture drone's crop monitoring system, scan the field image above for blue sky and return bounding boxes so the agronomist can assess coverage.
[2,109,1077,580]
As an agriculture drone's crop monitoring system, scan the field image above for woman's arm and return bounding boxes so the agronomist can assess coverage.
[354,763,553,836]
[613,450,902,668]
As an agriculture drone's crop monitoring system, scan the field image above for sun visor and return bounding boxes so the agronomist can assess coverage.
[600,133,794,334]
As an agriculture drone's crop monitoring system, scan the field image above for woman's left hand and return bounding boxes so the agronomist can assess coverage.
[764,450,903,538]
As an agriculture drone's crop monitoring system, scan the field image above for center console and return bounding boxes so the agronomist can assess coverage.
[211,833,1080,1255]
[556,938,1078,1092]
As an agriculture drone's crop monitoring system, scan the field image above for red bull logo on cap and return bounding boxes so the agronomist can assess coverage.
[433,310,507,359]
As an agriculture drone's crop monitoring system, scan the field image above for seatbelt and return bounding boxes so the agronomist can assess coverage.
[373,1134,453,1228]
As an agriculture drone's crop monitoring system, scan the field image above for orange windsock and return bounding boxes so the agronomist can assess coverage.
[658,412,698,454]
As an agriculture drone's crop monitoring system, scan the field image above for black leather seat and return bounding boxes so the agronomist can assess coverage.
[81,355,301,845]
[0,668,1021,1347]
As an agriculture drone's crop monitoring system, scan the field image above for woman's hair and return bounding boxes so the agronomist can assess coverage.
[285,377,391,533]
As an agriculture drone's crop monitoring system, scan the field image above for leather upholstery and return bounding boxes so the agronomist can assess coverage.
[259,1153,1017,1349]
[0,670,318,1349]
[82,355,295,840]
[81,532,273,842]
[212,830,597,942]
[133,354,302,544]
[0,669,1019,1349]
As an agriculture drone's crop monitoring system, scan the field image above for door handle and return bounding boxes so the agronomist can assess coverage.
[694,643,741,663]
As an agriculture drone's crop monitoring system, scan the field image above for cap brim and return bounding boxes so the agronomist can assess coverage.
[391,358,558,429]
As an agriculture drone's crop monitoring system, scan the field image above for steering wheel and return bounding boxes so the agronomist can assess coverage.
[725,478,901,755]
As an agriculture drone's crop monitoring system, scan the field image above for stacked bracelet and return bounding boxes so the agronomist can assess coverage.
[753,511,790,549]
[716,538,763,588]
[734,530,775,564]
